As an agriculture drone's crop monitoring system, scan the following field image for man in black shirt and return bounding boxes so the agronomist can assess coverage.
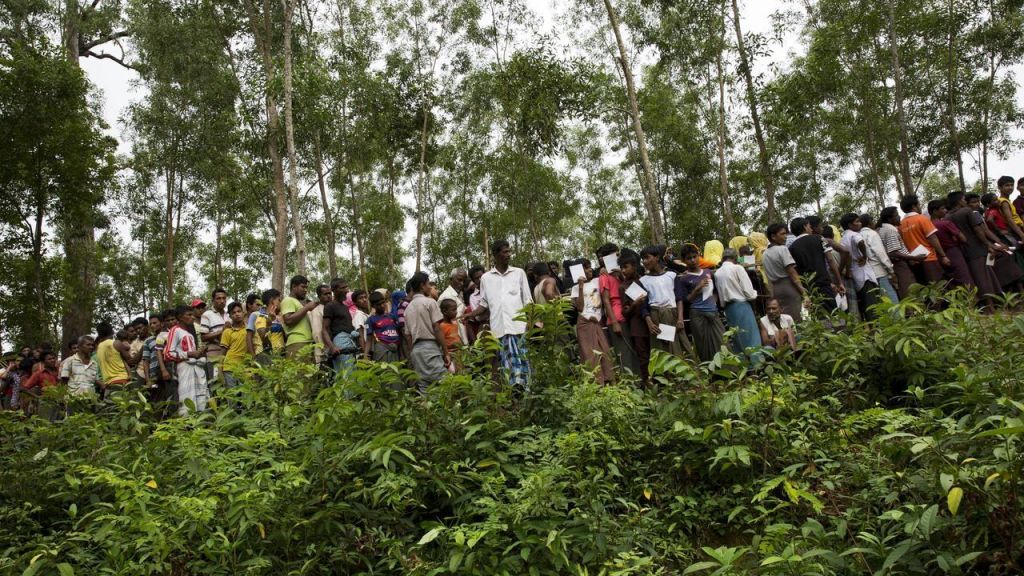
[788,216,845,311]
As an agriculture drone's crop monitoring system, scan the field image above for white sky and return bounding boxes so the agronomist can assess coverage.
[80,0,1024,283]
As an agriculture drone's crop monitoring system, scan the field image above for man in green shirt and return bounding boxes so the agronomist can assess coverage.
[281,275,318,362]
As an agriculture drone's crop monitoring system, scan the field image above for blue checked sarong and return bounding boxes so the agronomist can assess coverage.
[498,334,530,390]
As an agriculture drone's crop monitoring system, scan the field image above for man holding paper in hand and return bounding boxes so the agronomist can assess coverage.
[596,243,640,376]
[898,194,951,285]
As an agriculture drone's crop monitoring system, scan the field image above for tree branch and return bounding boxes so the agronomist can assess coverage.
[83,48,138,71]
[82,30,130,51]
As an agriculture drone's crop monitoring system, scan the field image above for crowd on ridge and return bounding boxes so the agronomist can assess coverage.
[5,182,1024,419]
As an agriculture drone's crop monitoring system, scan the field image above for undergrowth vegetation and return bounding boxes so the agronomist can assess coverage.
[2,292,1023,575]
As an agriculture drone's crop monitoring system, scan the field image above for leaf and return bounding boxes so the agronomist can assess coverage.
[32,449,48,461]
[643,488,652,500]
[145,480,158,489]
[56,564,74,576]
[682,561,720,574]
[947,487,964,516]
[417,527,444,546]
[974,426,1024,438]
[985,472,1001,489]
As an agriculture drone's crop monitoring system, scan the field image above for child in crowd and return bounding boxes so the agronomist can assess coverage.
[620,249,651,386]
[220,302,249,388]
[439,299,464,372]
[676,243,725,362]
[365,291,401,362]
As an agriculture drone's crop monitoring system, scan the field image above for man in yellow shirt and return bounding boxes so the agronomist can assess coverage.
[220,302,250,388]
[96,322,133,393]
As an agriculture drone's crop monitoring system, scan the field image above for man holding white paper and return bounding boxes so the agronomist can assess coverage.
[596,243,640,376]
[898,194,951,285]
[676,244,725,362]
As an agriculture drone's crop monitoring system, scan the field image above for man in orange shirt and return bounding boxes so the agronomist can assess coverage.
[899,194,951,285]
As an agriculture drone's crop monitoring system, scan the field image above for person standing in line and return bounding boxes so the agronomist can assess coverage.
[714,248,762,360]
[572,259,614,384]
[350,289,371,355]
[309,285,331,366]
[281,275,318,362]
[323,278,359,376]
[788,217,844,312]
[466,240,534,390]
[639,245,691,358]
[947,192,1005,311]
[596,243,639,375]
[762,223,807,322]
[96,322,132,394]
[899,194,951,285]
[996,175,1024,243]
[200,288,231,384]
[60,335,100,413]
[438,269,469,317]
[531,262,559,305]
[839,213,880,320]
[858,214,899,303]
[220,302,251,389]
[619,249,652,386]
[878,206,925,299]
[405,272,451,392]
[676,244,726,363]
[365,291,401,362]
[927,201,973,289]
[163,306,209,416]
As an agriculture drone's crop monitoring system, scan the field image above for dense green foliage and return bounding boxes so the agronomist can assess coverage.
[2,295,1023,574]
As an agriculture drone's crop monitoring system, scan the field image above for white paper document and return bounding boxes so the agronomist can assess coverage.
[986,253,996,267]
[835,293,848,311]
[569,264,585,283]
[602,254,619,272]
[909,244,931,258]
[656,323,677,342]
[625,282,647,301]
[701,279,714,302]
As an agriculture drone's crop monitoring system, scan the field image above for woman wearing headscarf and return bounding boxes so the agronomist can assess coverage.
[702,240,724,268]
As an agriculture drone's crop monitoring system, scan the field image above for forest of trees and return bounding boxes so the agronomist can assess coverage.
[2,0,1024,349]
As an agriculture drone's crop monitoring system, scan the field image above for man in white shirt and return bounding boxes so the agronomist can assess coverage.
[714,249,762,362]
[200,289,231,382]
[840,213,880,321]
[858,213,899,303]
[466,240,533,389]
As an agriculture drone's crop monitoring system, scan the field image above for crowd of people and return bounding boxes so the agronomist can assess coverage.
[5,181,1024,419]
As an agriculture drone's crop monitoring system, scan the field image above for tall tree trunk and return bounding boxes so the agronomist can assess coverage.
[214,203,223,288]
[730,0,777,222]
[59,0,97,343]
[946,0,966,193]
[714,19,738,237]
[244,0,290,290]
[164,167,176,305]
[886,0,914,198]
[602,0,665,245]
[415,105,430,272]
[346,172,368,292]
[314,134,337,278]
[281,0,306,276]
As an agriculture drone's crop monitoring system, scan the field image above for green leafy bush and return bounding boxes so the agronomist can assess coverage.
[2,293,1023,575]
